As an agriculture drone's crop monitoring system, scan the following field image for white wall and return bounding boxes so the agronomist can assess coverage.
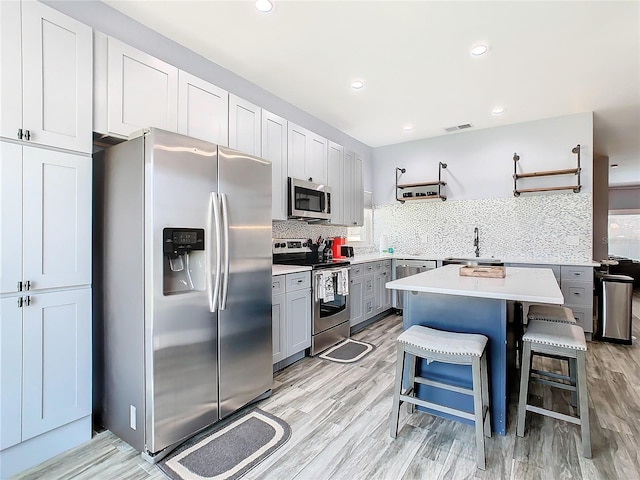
[372,112,593,204]
[592,155,609,260]
[370,113,595,262]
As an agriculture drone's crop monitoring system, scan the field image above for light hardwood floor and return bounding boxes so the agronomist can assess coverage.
[12,293,640,480]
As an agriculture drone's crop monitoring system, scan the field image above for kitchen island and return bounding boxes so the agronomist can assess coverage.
[385,264,563,435]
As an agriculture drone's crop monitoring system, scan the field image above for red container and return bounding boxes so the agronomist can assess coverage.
[331,236,346,259]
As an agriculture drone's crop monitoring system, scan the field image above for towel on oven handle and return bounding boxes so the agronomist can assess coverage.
[336,268,349,296]
[316,271,335,302]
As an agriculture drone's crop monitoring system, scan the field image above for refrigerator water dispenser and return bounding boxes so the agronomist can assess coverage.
[163,227,206,294]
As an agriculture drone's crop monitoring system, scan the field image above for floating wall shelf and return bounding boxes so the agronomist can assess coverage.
[396,163,447,203]
[513,145,581,197]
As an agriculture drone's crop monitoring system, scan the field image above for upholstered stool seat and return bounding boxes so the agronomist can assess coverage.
[517,320,591,458]
[527,304,576,324]
[390,325,491,470]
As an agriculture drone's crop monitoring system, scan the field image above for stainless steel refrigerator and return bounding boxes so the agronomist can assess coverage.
[95,128,272,461]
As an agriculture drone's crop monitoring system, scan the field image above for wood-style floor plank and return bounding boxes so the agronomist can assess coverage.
[10,291,640,480]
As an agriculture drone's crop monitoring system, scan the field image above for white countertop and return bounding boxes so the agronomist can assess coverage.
[272,265,312,276]
[349,253,599,267]
[385,264,564,304]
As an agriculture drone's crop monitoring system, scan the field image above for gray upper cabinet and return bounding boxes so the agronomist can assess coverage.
[178,70,229,146]
[343,149,364,226]
[228,94,261,156]
[1,1,92,153]
[287,122,328,185]
[327,141,344,225]
[262,110,288,220]
[94,33,178,138]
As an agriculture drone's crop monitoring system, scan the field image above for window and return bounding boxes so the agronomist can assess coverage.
[347,191,373,245]
[608,212,640,260]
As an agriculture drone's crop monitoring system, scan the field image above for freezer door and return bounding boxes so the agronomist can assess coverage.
[218,147,273,418]
[146,129,220,455]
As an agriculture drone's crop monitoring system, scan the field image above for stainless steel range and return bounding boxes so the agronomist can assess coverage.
[273,239,351,355]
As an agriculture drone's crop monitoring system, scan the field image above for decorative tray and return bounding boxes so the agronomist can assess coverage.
[459,266,506,278]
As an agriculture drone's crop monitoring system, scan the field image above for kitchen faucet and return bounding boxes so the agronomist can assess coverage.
[473,227,480,257]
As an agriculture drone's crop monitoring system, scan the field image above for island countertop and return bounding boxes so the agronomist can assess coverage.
[385,264,564,304]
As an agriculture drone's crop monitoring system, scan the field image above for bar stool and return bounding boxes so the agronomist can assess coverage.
[389,325,491,470]
[516,320,591,458]
[527,304,576,325]
[526,304,578,402]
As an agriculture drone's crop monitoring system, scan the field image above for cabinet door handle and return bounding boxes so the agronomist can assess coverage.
[24,129,31,141]
[17,128,23,140]
[25,296,31,306]
[17,281,23,292]
[25,280,31,290]
[17,297,23,308]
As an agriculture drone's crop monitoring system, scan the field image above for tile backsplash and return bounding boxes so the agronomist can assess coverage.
[373,194,593,263]
[272,220,346,240]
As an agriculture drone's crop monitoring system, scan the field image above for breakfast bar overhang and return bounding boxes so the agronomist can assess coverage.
[386,264,564,435]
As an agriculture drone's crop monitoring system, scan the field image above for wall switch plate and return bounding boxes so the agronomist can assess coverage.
[565,236,579,246]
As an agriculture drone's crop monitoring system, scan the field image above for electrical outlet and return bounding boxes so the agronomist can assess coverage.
[130,405,136,430]
[565,236,579,246]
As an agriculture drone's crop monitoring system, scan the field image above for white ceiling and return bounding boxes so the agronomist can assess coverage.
[105,0,640,185]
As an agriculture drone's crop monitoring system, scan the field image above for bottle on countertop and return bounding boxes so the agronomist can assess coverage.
[380,234,389,253]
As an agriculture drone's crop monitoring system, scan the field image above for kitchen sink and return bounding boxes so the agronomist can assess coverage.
[443,257,503,266]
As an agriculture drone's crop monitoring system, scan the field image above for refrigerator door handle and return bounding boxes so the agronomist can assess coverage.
[209,192,222,312]
[220,193,230,310]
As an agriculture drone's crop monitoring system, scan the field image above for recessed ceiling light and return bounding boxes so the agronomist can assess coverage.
[492,106,505,115]
[611,164,619,168]
[471,44,489,56]
[351,80,364,90]
[255,0,273,13]
[402,124,414,131]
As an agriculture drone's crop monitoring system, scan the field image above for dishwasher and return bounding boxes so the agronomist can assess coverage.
[395,259,437,310]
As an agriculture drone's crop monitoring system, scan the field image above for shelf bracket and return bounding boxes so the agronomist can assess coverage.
[396,167,406,203]
[438,162,447,201]
[571,144,582,193]
[513,153,521,196]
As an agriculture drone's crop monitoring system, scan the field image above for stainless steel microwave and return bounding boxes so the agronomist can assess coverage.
[288,177,332,221]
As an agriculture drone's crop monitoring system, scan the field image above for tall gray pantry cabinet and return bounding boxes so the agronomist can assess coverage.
[0,1,93,478]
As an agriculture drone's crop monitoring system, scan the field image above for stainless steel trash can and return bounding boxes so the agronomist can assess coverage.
[597,274,634,344]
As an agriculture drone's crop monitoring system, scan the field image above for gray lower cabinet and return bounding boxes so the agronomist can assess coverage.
[349,273,364,327]
[507,263,594,333]
[351,260,392,328]
[560,265,594,333]
[364,269,375,320]
[374,260,392,314]
[272,272,311,364]
[271,294,286,363]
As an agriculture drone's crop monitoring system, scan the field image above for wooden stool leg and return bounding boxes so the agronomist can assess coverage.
[390,344,406,438]
[406,350,417,414]
[516,342,532,437]
[481,353,491,438]
[569,357,578,409]
[472,356,486,470]
[576,351,591,458]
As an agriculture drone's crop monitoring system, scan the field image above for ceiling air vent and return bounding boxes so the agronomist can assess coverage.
[444,123,474,133]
